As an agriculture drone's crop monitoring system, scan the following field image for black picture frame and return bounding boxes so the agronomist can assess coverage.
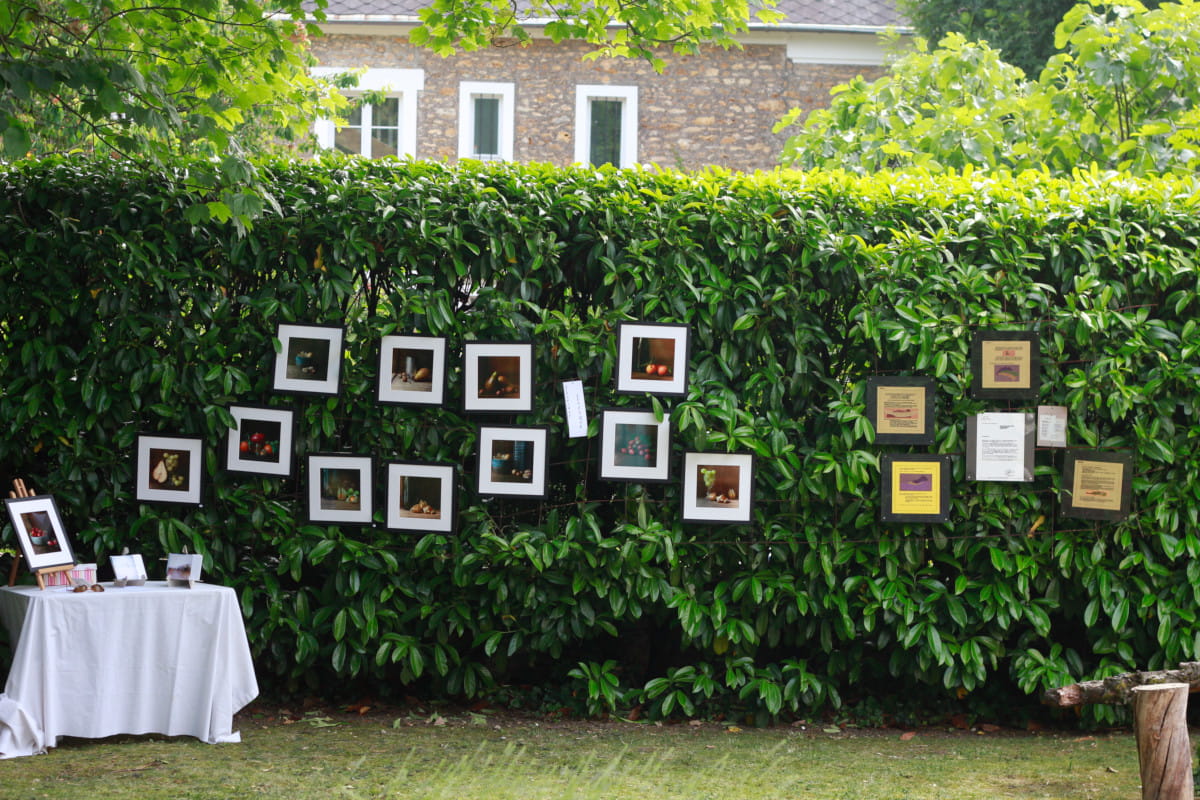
[681,451,755,525]
[865,376,936,445]
[880,453,952,523]
[1060,449,1133,521]
[384,461,458,534]
[969,329,1040,400]
[377,334,448,407]
[463,341,535,414]
[135,433,204,505]
[475,425,549,498]
[272,322,345,397]
[306,453,375,526]
[615,322,691,397]
[3,494,75,573]
[224,405,296,477]
[598,409,672,483]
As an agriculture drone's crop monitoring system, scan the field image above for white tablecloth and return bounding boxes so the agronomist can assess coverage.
[0,581,258,758]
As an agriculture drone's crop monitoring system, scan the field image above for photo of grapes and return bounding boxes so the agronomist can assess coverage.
[285,337,331,382]
[147,448,191,493]
[630,337,676,381]
[614,422,657,467]
[694,463,741,509]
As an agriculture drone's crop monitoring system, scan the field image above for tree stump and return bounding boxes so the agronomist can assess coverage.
[1132,683,1193,800]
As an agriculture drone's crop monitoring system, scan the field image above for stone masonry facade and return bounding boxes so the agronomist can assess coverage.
[309,35,884,172]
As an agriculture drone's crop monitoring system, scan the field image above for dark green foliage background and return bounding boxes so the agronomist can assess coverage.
[1,157,1198,724]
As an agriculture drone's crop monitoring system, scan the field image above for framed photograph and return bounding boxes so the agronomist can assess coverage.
[1060,449,1133,521]
[598,409,672,483]
[681,452,754,525]
[3,494,75,572]
[865,376,936,445]
[476,425,548,498]
[966,412,1035,482]
[272,322,345,396]
[616,322,690,397]
[306,454,375,526]
[110,553,148,585]
[385,461,457,533]
[136,434,204,505]
[377,334,448,406]
[880,453,952,523]
[463,341,534,414]
[224,405,296,477]
[970,329,1040,400]
[165,552,204,588]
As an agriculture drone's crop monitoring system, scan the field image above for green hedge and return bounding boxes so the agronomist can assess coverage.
[1,156,1198,725]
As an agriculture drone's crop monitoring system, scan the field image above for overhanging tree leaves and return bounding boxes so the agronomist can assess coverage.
[0,0,340,228]
[410,0,784,71]
[779,0,1200,177]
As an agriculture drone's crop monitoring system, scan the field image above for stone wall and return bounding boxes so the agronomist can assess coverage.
[309,35,884,172]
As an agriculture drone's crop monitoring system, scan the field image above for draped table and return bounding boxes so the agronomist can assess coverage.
[0,581,258,758]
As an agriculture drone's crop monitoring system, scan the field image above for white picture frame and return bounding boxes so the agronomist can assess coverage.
[598,409,671,483]
[384,461,457,533]
[615,322,690,397]
[377,334,448,406]
[463,341,534,414]
[224,405,296,477]
[306,454,375,526]
[681,451,754,525]
[476,426,548,498]
[135,434,204,505]
[272,322,345,397]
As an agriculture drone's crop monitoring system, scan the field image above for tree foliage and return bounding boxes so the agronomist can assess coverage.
[780,0,1200,177]
[0,0,342,228]
[410,0,783,71]
[897,0,1084,76]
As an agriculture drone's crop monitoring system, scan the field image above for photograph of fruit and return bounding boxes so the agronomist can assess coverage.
[630,337,676,380]
[476,425,548,498]
[273,323,345,397]
[225,406,296,477]
[4,494,76,571]
[476,355,522,399]
[285,337,331,382]
[681,452,754,524]
[386,462,457,533]
[463,342,534,413]
[320,468,363,511]
[148,448,191,492]
[306,454,374,525]
[136,434,204,504]
[599,409,671,483]
[19,510,61,555]
[378,335,448,406]
[616,322,690,397]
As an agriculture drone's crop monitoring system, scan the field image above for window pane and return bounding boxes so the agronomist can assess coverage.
[473,96,500,157]
[335,104,364,154]
[369,98,400,159]
[373,97,399,129]
[590,99,622,166]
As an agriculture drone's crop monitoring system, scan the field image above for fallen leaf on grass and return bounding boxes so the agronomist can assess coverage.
[823,727,842,734]
[689,720,704,727]
[979,723,1001,733]
[899,731,917,741]
[726,726,742,733]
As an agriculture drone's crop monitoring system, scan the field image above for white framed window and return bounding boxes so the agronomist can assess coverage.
[458,81,515,161]
[312,67,424,159]
[574,85,638,168]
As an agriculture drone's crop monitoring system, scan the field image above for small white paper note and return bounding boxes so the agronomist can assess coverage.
[563,380,588,438]
[1037,405,1068,448]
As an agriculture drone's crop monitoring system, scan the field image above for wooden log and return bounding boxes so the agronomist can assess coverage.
[1042,662,1200,707]
[1132,683,1193,800]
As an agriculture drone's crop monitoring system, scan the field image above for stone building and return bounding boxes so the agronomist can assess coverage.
[307,0,909,172]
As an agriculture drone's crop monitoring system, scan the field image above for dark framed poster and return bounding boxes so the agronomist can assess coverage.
[970,329,1040,400]
[966,412,1035,482]
[865,376,935,445]
[1060,449,1133,521]
[880,453,952,524]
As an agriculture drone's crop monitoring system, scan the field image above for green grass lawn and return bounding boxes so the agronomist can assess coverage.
[0,705,1142,800]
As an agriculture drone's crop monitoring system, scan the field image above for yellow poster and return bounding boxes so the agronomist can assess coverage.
[1072,459,1124,512]
[876,385,926,435]
[981,340,1032,390]
[890,460,942,516]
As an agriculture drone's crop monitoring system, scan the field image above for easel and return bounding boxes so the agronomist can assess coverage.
[7,479,73,590]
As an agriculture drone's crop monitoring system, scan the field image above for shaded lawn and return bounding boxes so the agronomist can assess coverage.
[0,705,1142,800]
